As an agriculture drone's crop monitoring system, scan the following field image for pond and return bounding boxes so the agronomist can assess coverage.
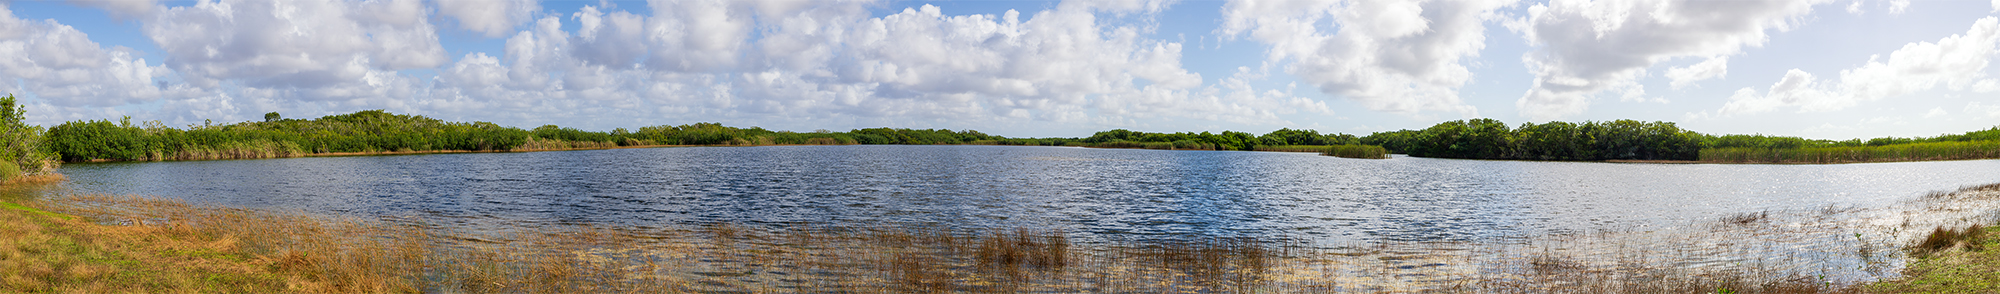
[45,145,2000,243]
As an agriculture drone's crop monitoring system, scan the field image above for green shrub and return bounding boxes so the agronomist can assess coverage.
[0,161,16,181]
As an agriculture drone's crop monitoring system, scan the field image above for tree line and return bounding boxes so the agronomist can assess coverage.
[39,110,1038,162]
[1357,119,1705,161]
[1077,128,1364,151]
[25,106,2000,164]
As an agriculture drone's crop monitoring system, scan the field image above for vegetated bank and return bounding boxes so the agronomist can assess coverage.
[38,109,1397,162]
[1699,128,2000,164]
[42,110,1026,163]
[1073,128,1388,159]
[1354,118,2000,164]
[1356,118,1706,161]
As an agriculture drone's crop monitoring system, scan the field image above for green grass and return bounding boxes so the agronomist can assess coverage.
[1700,141,2000,163]
[1871,224,2000,292]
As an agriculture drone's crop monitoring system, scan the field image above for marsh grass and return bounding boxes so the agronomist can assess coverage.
[1910,225,1985,256]
[1323,145,1390,159]
[1700,141,2000,163]
[4,192,1923,293]
[515,137,621,151]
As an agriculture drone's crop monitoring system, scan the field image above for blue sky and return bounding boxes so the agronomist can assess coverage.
[5,0,1999,139]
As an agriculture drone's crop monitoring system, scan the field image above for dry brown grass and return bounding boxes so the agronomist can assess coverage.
[2,192,1900,293]
[0,173,64,186]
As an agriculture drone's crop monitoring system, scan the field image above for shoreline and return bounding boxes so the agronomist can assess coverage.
[57,144,1997,166]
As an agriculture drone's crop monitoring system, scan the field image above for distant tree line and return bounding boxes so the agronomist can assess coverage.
[1077,128,1364,151]
[1358,119,1705,161]
[39,110,1040,162]
[30,106,2000,164]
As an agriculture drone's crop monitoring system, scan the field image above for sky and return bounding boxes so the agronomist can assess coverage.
[5,0,2000,139]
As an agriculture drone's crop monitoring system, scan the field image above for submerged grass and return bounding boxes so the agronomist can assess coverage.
[1700,141,2000,164]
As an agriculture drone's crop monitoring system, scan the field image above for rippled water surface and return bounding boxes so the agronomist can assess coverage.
[50,145,2000,245]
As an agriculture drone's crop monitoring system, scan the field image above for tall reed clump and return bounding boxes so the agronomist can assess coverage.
[1911,224,1988,256]
[1323,145,1389,159]
[1700,141,2000,163]
[515,137,620,151]
[151,139,310,161]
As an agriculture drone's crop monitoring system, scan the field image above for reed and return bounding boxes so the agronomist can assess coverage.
[1322,145,1389,159]
[514,137,621,151]
[153,139,310,161]
[1700,141,2000,163]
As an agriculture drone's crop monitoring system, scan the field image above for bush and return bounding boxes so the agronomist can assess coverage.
[0,161,16,181]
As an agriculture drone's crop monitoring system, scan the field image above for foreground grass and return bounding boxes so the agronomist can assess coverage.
[1866,183,2000,293]
[1872,224,2000,293]
[0,194,1901,293]
[0,198,291,293]
[1700,141,2000,164]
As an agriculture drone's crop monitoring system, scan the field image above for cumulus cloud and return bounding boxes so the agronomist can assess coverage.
[1718,17,2000,116]
[1516,0,1826,120]
[421,0,1294,130]
[436,0,539,38]
[145,0,445,97]
[1664,56,1727,89]
[1219,0,1512,117]
[0,3,177,109]
[13,0,1331,133]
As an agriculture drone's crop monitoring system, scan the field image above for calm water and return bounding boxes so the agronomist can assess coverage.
[46,145,2000,245]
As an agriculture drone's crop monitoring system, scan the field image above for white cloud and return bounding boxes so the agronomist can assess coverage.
[146,0,447,91]
[1925,107,1948,118]
[417,0,1267,131]
[1516,0,1826,120]
[1219,0,1511,117]
[0,3,176,109]
[1718,17,2000,116]
[1664,56,1728,89]
[436,0,539,38]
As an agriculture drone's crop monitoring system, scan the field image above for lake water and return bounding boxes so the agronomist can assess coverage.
[44,145,2000,244]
